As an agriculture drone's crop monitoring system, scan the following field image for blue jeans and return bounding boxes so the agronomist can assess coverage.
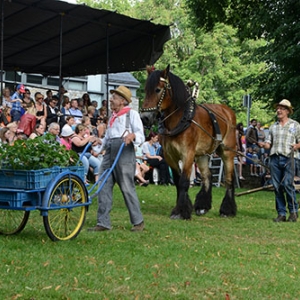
[270,154,298,216]
[80,153,101,176]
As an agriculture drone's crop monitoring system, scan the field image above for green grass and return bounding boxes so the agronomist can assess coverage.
[1,184,299,299]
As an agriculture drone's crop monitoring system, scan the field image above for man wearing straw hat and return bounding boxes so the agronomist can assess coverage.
[259,99,300,222]
[89,86,145,232]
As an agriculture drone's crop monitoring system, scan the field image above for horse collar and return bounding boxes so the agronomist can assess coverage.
[159,96,196,137]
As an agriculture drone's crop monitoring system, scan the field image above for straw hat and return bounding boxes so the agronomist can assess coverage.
[275,99,293,114]
[110,86,132,103]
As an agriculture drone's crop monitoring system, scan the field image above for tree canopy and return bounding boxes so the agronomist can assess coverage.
[186,0,300,119]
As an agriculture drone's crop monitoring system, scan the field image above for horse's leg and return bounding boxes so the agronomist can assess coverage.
[219,150,237,217]
[194,155,213,216]
[170,163,193,220]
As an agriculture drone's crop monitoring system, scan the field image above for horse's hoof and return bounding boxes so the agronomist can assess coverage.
[195,209,208,216]
[170,214,183,220]
[220,213,228,218]
[220,213,235,218]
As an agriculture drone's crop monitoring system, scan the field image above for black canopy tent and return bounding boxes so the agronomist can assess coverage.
[0,0,171,99]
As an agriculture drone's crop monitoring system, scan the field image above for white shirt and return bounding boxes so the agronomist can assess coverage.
[102,109,145,149]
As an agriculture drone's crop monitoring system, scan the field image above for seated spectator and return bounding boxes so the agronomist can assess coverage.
[135,144,150,185]
[47,122,61,143]
[60,126,75,150]
[29,123,45,139]
[44,89,53,105]
[6,122,18,144]
[17,106,37,137]
[22,89,35,110]
[142,132,171,185]
[69,99,83,124]
[62,116,76,132]
[10,84,25,123]
[71,124,101,182]
[2,87,12,108]
[96,116,108,138]
[46,97,60,127]
[0,127,13,145]
[35,92,47,128]
[78,98,87,116]
[0,107,11,127]
[81,115,94,135]
[87,105,97,127]
[91,100,99,120]
[82,93,92,114]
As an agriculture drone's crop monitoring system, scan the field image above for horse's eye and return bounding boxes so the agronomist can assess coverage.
[155,88,161,93]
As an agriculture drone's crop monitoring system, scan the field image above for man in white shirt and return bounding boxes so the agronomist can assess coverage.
[89,86,145,232]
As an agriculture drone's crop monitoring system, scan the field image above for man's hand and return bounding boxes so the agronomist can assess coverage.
[124,133,135,145]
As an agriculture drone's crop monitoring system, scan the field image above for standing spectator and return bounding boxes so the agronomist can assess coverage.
[246,119,259,150]
[236,122,245,180]
[89,86,145,232]
[257,121,265,159]
[10,84,25,122]
[259,99,300,222]
[246,147,259,177]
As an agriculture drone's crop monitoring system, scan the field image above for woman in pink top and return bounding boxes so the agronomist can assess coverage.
[60,126,74,150]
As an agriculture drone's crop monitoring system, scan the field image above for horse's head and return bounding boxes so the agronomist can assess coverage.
[140,65,172,127]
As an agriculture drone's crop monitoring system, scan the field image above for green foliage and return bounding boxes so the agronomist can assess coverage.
[0,134,80,170]
[1,185,300,298]
[186,0,300,119]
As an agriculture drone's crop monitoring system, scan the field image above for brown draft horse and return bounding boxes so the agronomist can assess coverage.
[140,65,237,219]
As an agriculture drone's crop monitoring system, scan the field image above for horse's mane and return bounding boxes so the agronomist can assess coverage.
[145,69,190,108]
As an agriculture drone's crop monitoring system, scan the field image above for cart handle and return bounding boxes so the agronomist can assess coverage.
[78,142,92,165]
[88,142,125,198]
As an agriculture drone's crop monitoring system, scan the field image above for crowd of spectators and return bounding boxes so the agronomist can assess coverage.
[1,84,276,188]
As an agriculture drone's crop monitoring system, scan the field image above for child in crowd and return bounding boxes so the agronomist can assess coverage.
[246,147,259,177]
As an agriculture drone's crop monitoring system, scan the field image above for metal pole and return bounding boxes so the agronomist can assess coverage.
[58,13,64,108]
[247,94,251,127]
[105,24,109,113]
[0,0,4,104]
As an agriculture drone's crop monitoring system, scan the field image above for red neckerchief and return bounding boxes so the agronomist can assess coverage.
[109,107,131,127]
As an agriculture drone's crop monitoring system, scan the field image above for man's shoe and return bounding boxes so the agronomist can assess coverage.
[273,215,286,222]
[131,221,144,232]
[88,225,109,231]
[288,212,298,222]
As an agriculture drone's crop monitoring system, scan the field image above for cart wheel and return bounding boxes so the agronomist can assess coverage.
[43,174,88,241]
[0,210,30,235]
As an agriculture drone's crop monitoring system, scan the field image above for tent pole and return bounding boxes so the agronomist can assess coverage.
[0,0,4,104]
[106,24,109,114]
[58,13,64,108]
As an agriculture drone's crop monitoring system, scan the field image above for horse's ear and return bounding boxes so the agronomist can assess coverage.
[146,65,155,75]
[162,64,170,78]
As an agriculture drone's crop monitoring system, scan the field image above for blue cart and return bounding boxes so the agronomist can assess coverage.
[0,142,124,241]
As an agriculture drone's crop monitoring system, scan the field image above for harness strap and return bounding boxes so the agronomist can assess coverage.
[199,104,222,142]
